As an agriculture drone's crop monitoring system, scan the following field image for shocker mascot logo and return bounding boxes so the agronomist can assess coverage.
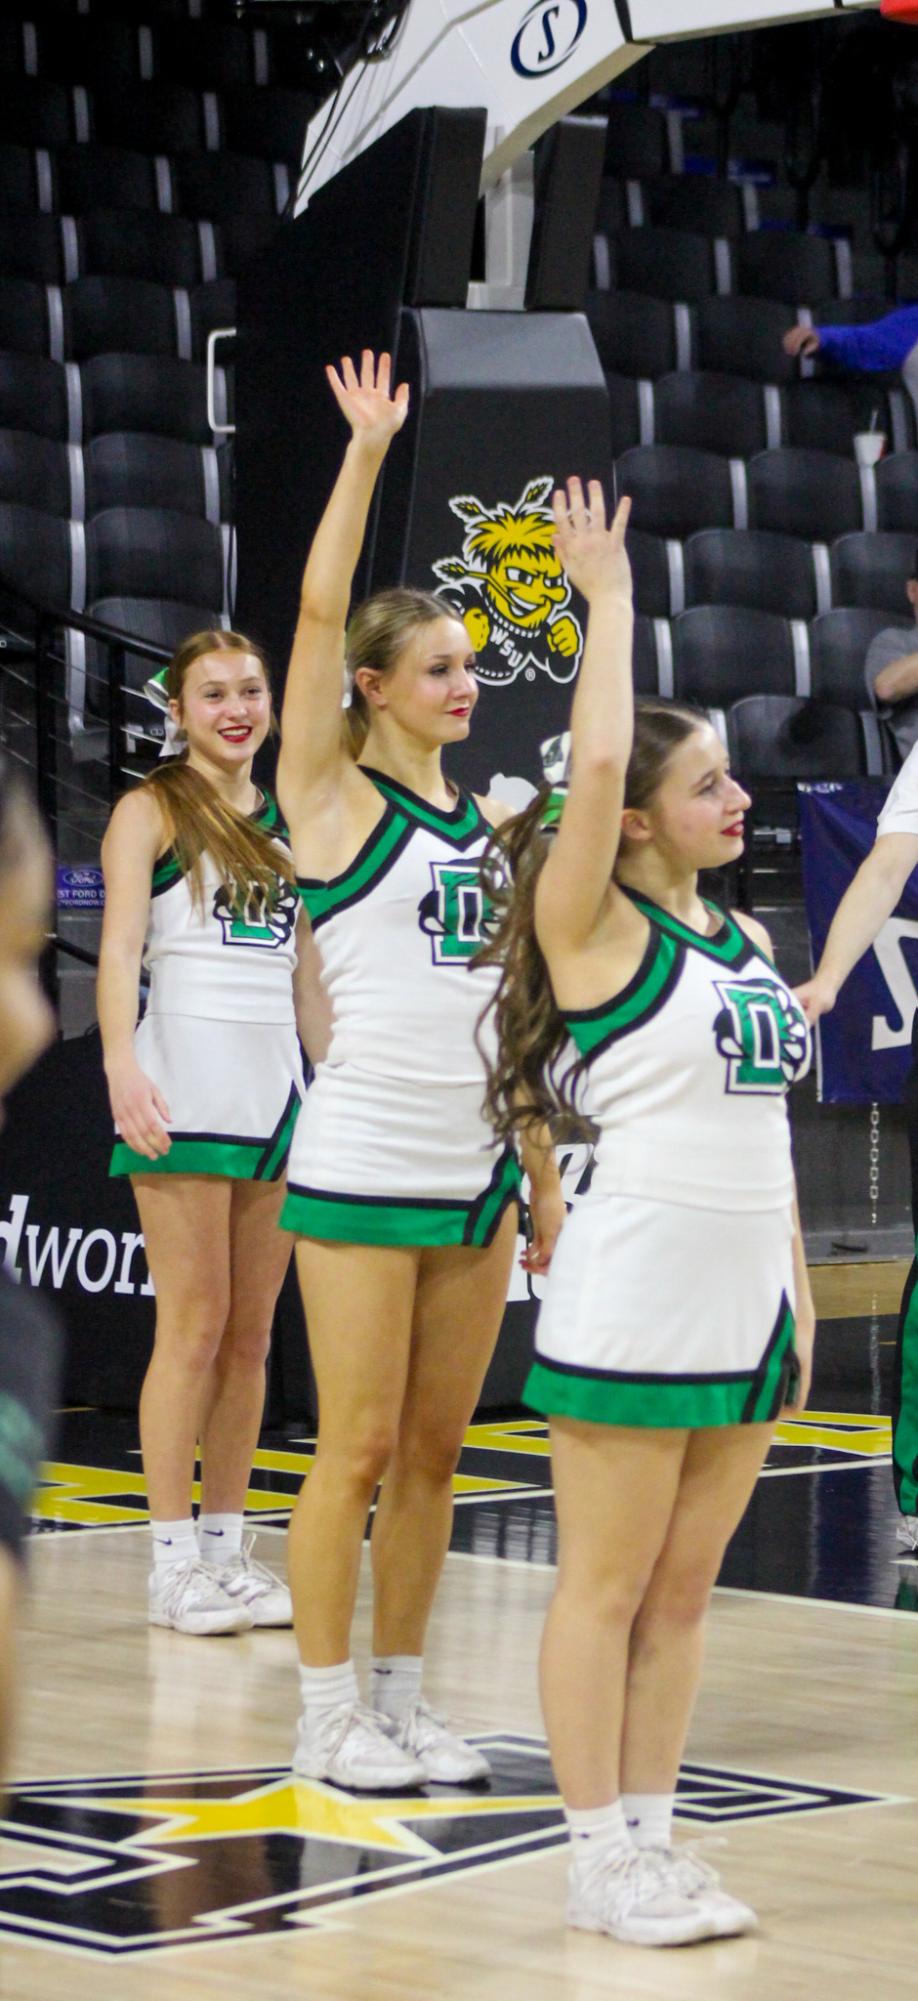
[432,476,584,687]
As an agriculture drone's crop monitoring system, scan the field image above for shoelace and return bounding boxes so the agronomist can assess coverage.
[399,1700,451,1750]
[219,1538,283,1596]
[645,1836,726,1897]
[157,1556,229,1615]
[602,1850,683,1918]
[318,1702,403,1761]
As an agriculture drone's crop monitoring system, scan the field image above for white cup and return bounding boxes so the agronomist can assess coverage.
[854,432,886,467]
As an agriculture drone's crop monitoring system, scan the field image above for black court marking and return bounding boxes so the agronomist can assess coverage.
[0,1742,899,1959]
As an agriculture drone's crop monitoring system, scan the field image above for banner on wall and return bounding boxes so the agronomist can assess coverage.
[799,779,918,1106]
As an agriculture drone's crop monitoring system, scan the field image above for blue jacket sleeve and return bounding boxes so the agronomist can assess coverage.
[816,308,918,372]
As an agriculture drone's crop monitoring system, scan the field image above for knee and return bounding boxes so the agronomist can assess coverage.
[219,1313,273,1375]
[634,1566,715,1643]
[153,1297,229,1376]
[393,1423,464,1488]
[320,1421,399,1498]
[559,1563,650,1632]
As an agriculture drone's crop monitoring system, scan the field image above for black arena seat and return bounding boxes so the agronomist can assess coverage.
[672,605,800,706]
[171,152,282,223]
[0,501,76,606]
[783,380,892,456]
[85,433,228,523]
[604,103,671,179]
[2,80,76,148]
[0,213,64,284]
[152,20,259,91]
[219,87,315,169]
[77,212,207,289]
[613,226,722,303]
[633,612,664,694]
[617,444,738,538]
[747,448,863,541]
[64,278,183,360]
[586,290,681,379]
[86,505,225,608]
[830,531,918,614]
[644,175,745,238]
[627,530,674,618]
[875,453,918,533]
[810,607,913,710]
[188,279,236,363]
[81,353,212,443]
[653,371,769,456]
[605,372,644,457]
[0,144,40,209]
[0,281,51,358]
[683,528,820,618]
[735,231,841,304]
[0,352,69,439]
[52,145,161,216]
[0,430,73,515]
[694,297,801,383]
[93,83,209,154]
[33,18,141,91]
[727,693,867,778]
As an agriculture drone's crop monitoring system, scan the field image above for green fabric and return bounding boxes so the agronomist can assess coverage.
[111,1137,267,1181]
[297,810,408,924]
[281,1190,471,1246]
[894,1250,918,1515]
[259,1092,301,1184]
[368,776,481,840]
[627,892,749,966]
[524,1353,788,1430]
[468,1149,522,1246]
[567,931,680,1056]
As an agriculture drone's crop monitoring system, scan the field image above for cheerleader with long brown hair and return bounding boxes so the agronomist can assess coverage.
[97,630,319,1634]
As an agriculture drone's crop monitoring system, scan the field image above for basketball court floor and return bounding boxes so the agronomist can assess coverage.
[2,1259,917,1998]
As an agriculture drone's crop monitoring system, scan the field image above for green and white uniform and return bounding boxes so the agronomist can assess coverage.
[110,792,304,1181]
[281,768,520,1247]
[526,893,811,1428]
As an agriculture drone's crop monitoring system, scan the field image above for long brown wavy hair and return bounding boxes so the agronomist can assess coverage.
[343,587,461,758]
[142,629,292,910]
[477,700,707,1144]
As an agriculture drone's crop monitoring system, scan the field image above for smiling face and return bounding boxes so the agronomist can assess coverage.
[622,723,751,871]
[355,614,479,747]
[0,786,54,1113]
[484,548,569,633]
[170,650,272,773]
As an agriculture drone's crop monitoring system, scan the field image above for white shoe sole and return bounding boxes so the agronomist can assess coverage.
[292,1747,426,1790]
[567,1899,716,1947]
[148,1608,253,1635]
[417,1746,491,1785]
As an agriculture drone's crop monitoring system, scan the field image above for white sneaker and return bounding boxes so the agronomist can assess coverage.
[293,1701,426,1790]
[389,1700,491,1783]
[651,1843,757,1938]
[896,1514,918,1551]
[148,1557,254,1635]
[567,1847,716,1947]
[212,1538,293,1626]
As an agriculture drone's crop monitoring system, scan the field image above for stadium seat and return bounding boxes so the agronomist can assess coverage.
[0,352,70,439]
[0,145,40,209]
[613,227,723,303]
[653,372,769,456]
[81,593,227,725]
[34,18,141,91]
[783,380,891,456]
[586,290,682,379]
[830,531,917,614]
[747,448,863,541]
[64,278,184,360]
[617,444,739,537]
[810,607,913,711]
[694,297,801,383]
[735,232,842,304]
[216,210,278,277]
[605,373,645,457]
[188,279,236,363]
[633,613,664,694]
[727,693,867,778]
[0,430,73,516]
[219,87,316,168]
[85,434,228,524]
[81,354,213,443]
[875,453,918,533]
[604,103,671,179]
[93,83,209,154]
[152,21,259,90]
[52,145,161,216]
[77,212,207,288]
[644,175,745,238]
[672,605,800,706]
[593,177,630,239]
[0,20,26,73]
[0,214,64,283]
[0,501,77,607]
[627,531,674,618]
[171,152,283,223]
[3,80,76,148]
[86,506,225,608]
[683,528,822,618]
[0,282,51,358]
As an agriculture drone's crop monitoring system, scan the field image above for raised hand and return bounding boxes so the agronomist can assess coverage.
[325,349,410,454]
[551,479,632,606]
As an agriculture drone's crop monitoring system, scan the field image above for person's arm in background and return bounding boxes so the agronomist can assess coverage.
[867,630,918,707]
[783,307,918,372]
[795,831,918,1022]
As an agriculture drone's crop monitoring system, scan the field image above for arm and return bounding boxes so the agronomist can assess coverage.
[873,650,918,704]
[795,832,918,1023]
[534,481,634,958]
[292,909,332,1067]
[277,351,409,824]
[517,1121,566,1276]
[97,788,172,1159]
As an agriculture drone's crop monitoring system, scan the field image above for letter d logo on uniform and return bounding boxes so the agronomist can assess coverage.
[511,0,587,78]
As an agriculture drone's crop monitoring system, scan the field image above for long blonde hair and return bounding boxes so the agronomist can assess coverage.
[343,587,455,758]
[142,629,292,909]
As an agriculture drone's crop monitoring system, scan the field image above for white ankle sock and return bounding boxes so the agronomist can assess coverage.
[623,1792,675,1850]
[298,1660,359,1716]
[197,1512,244,1563]
[370,1654,422,1722]
[150,1519,198,1572]
[566,1799,631,1867]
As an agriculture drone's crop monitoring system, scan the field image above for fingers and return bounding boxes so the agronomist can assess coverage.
[152,1086,172,1124]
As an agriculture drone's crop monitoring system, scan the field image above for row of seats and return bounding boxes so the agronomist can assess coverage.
[604,371,910,460]
[593,224,867,306]
[629,606,899,721]
[2,79,314,166]
[585,290,891,385]
[0,349,227,443]
[0,428,230,522]
[0,208,275,284]
[0,142,291,217]
[0,500,230,620]
[0,16,330,91]
[722,695,881,782]
[627,528,914,623]
[596,172,876,248]
[617,445,916,545]
[0,271,235,362]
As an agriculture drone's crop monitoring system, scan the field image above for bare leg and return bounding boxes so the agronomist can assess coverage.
[371,1206,517,1657]
[131,1176,232,1521]
[198,1180,293,1515]
[540,1419,688,1809]
[0,1549,20,1789]
[621,1421,775,1796]
[288,1239,417,1665]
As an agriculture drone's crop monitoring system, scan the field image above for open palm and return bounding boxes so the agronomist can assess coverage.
[552,478,632,604]
[326,349,410,449]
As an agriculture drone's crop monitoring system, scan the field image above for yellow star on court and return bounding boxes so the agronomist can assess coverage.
[58,1777,560,1856]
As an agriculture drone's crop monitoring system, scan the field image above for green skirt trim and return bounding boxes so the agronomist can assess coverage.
[525,1300,796,1430]
[281,1147,521,1248]
[109,1089,300,1184]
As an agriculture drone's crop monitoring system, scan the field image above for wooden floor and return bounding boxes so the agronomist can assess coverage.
[2,1259,917,1997]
